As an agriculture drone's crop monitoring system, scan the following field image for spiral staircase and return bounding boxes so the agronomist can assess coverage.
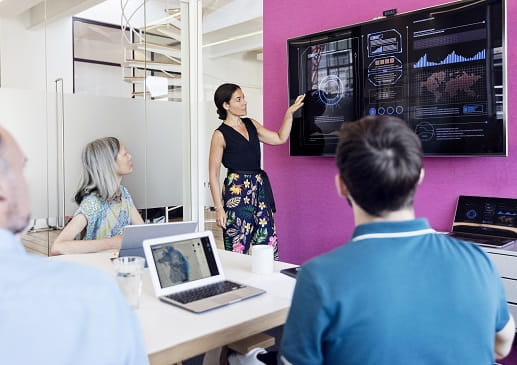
[121,1,183,100]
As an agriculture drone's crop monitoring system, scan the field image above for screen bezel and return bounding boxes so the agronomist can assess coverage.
[143,231,225,297]
[287,0,507,157]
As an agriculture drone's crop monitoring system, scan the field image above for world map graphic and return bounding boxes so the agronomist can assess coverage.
[420,71,482,103]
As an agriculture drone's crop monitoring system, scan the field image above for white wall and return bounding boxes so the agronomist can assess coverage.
[0,15,73,92]
[0,16,47,90]
[46,17,74,92]
[0,88,49,219]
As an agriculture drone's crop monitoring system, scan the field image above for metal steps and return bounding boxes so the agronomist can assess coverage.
[123,76,182,87]
[131,88,182,97]
[144,24,181,41]
[122,3,183,100]
[126,41,181,60]
[124,60,181,73]
[142,14,181,33]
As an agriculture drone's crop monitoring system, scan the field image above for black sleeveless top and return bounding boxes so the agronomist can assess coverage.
[217,118,261,171]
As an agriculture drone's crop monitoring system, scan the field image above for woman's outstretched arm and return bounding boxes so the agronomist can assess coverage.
[252,94,305,145]
[50,214,122,255]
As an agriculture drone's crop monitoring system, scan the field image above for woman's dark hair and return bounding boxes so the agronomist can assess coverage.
[214,83,240,120]
[335,115,423,217]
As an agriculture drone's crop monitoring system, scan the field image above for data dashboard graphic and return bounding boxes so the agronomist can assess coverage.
[287,0,505,156]
[289,38,359,154]
[454,196,517,238]
[413,50,486,68]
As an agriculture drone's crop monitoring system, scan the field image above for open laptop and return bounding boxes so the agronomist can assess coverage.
[143,231,265,313]
[119,221,198,261]
[448,195,517,249]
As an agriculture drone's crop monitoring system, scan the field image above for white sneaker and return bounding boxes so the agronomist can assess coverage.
[228,347,267,365]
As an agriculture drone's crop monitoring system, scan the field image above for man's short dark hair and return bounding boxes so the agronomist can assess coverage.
[335,115,423,217]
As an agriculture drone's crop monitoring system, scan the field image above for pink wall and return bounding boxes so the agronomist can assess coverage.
[263,0,517,265]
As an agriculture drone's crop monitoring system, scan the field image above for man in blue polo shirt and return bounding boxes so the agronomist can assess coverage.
[0,126,149,364]
[281,116,515,364]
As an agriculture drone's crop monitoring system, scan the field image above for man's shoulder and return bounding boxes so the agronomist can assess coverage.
[439,233,495,267]
[0,254,148,365]
[302,233,494,278]
[302,244,352,278]
[430,232,491,255]
[17,255,121,300]
[54,260,117,290]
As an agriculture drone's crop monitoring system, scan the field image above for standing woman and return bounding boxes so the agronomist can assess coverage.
[209,83,304,259]
[51,137,144,255]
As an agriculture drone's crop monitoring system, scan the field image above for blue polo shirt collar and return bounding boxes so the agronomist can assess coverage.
[351,218,435,242]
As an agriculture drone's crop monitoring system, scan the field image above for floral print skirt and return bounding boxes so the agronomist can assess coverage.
[222,172,278,260]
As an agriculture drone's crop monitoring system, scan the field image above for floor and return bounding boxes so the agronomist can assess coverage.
[183,326,283,365]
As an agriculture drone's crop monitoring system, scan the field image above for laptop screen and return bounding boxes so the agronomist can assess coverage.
[453,196,517,239]
[150,236,220,289]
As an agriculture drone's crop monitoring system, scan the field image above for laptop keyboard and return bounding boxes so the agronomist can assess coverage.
[165,281,244,304]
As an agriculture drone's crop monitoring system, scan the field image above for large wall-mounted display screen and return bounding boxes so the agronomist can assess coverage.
[288,0,506,156]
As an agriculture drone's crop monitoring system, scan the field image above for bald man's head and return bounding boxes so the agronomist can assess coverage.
[0,127,30,234]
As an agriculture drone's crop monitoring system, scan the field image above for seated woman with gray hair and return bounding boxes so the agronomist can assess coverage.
[51,137,144,255]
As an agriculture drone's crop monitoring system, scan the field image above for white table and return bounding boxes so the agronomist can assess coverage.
[52,250,297,364]
[483,242,517,328]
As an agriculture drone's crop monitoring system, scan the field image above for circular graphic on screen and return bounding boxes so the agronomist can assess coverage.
[466,209,477,220]
[318,75,344,106]
[386,106,395,115]
[369,107,377,115]
[415,122,435,141]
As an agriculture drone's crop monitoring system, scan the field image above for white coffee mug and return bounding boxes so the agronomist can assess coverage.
[251,245,274,274]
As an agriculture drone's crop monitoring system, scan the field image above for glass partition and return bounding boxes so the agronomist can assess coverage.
[140,0,188,224]
[63,0,191,230]
[0,0,195,256]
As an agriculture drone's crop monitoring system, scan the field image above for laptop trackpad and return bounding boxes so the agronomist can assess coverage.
[213,293,242,304]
